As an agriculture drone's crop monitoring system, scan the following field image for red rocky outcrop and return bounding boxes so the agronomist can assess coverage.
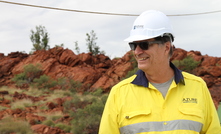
[0,47,133,92]
[0,47,221,107]
[1,47,221,134]
[0,52,28,86]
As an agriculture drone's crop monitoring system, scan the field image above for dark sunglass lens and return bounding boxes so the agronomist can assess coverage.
[139,42,149,50]
[129,43,137,50]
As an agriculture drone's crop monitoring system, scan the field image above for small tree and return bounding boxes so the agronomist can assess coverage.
[74,41,80,54]
[30,25,50,52]
[86,30,105,55]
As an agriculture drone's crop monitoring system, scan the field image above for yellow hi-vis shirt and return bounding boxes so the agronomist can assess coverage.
[99,63,221,134]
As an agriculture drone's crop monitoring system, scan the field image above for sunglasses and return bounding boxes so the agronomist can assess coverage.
[129,41,162,50]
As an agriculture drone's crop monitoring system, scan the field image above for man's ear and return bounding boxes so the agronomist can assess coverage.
[164,41,171,54]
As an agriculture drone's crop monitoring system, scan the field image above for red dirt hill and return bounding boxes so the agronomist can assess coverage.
[1,47,221,107]
[1,47,221,133]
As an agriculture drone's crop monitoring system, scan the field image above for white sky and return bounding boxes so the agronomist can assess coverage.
[0,0,221,59]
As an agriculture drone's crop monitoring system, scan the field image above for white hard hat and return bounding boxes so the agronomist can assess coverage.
[124,10,174,42]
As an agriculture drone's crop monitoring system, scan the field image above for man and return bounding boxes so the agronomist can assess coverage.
[99,10,221,134]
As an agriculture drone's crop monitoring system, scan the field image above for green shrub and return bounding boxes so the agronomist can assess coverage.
[39,105,49,110]
[42,119,55,127]
[56,77,82,93]
[11,73,28,87]
[69,92,108,134]
[12,64,83,91]
[12,64,42,87]
[26,63,41,71]
[0,116,33,134]
[71,100,104,134]
[172,56,201,73]
[69,79,82,93]
[56,77,68,89]
[33,74,57,89]
[64,94,88,113]
[101,94,109,104]
[23,63,42,81]
[92,88,103,96]
[54,123,71,132]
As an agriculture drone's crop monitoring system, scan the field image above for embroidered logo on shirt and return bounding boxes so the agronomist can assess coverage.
[182,98,197,103]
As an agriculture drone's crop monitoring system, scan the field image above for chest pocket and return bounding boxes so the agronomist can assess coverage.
[119,109,152,127]
[178,106,204,123]
[125,110,151,119]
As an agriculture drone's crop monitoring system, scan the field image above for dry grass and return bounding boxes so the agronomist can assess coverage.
[11,98,34,110]
[0,116,34,134]
[0,86,23,94]
[0,106,8,111]
[44,90,71,103]
[25,87,46,97]
[43,111,64,121]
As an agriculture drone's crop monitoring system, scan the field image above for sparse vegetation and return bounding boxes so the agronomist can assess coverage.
[69,79,82,93]
[0,116,33,134]
[55,122,72,132]
[172,56,201,73]
[2,62,109,134]
[42,119,55,127]
[11,99,33,110]
[0,86,23,95]
[65,88,108,134]
[11,64,82,94]
[25,87,46,97]
[0,85,108,133]
[33,74,57,89]
[12,63,42,87]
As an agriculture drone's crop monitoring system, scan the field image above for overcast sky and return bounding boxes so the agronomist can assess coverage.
[0,0,221,59]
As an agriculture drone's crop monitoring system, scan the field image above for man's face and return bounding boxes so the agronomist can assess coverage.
[132,39,167,72]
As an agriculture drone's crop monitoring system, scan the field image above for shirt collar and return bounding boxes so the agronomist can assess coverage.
[131,62,185,87]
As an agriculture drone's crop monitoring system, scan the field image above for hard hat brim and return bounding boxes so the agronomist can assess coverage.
[124,35,157,42]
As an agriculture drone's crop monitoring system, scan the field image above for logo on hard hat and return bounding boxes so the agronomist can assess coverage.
[133,25,143,29]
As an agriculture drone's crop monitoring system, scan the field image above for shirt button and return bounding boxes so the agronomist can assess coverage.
[125,116,129,119]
